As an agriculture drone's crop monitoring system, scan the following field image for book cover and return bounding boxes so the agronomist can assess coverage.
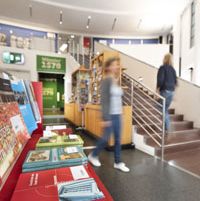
[11,80,37,134]
[11,166,108,201]
[23,80,41,123]
[0,77,15,103]
[36,135,84,149]
[22,147,87,172]
[0,102,30,188]
[11,166,82,201]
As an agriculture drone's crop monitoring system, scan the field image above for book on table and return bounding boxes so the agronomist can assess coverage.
[22,146,88,172]
[36,134,84,149]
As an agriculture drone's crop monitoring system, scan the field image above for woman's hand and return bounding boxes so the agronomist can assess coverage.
[101,121,112,128]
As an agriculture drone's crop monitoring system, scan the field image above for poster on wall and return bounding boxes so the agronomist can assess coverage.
[24,80,41,123]
[0,102,30,188]
[36,55,66,73]
[11,80,37,134]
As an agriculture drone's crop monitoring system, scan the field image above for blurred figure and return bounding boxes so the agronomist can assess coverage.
[157,53,177,133]
[88,57,130,173]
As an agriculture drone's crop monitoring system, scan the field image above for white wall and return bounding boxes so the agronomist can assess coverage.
[0,46,79,103]
[95,42,157,89]
[30,37,55,52]
[173,0,200,84]
[95,42,200,127]
[110,44,169,68]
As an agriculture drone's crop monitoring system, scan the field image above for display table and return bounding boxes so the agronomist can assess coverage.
[11,165,113,201]
[85,104,132,146]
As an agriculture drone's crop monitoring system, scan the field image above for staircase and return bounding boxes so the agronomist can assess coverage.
[122,73,200,159]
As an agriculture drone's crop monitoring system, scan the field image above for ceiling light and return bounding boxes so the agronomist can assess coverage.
[59,43,68,52]
[59,11,63,25]
[9,30,13,34]
[137,19,142,29]
[29,4,32,17]
[112,18,117,31]
[71,35,75,39]
[86,15,91,30]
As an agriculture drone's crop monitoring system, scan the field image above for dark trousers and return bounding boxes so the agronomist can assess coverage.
[92,114,121,163]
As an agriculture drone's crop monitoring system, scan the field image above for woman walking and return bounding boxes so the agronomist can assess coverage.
[88,57,130,173]
[157,53,177,133]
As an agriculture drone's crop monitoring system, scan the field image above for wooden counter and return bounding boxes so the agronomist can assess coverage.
[64,103,75,123]
[85,104,132,146]
[64,103,83,126]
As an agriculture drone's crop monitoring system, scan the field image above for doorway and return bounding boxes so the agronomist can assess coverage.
[38,73,64,116]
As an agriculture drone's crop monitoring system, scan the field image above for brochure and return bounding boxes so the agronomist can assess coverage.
[11,80,37,134]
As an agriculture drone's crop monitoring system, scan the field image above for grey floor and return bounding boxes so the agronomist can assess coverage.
[47,118,200,201]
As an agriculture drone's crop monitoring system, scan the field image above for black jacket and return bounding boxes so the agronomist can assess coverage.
[157,65,177,91]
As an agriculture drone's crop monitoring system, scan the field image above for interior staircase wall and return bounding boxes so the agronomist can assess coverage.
[95,42,200,127]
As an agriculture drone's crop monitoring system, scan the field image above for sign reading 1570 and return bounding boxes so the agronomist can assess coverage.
[37,55,66,73]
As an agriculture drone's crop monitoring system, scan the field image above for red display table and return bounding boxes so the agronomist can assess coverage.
[11,165,113,201]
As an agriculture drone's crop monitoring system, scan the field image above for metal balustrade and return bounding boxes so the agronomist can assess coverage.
[122,73,166,160]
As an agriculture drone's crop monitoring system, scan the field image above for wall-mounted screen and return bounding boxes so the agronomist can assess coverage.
[2,52,25,65]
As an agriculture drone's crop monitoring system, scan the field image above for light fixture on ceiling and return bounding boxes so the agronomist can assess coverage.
[112,18,117,31]
[59,11,63,25]
[9,30,13,34]
[71,35,75,39]
[137,19,142,30]
[29,4,32,17]
[59,43,68,52]
[86,15,91,29]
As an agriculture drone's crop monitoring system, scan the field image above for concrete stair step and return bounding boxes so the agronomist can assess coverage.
[145,129,200,145]
[134,114,184,125]
[156,140,200,156]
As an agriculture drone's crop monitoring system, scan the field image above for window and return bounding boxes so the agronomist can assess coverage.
[190,1,195,48]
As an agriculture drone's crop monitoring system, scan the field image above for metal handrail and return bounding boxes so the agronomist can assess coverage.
[122,73,166,160]
[123,73,165,101]
[122,76,163,107]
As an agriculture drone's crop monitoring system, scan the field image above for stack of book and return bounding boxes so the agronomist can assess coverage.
[36,134,84,149]
[58,178,104,201]
[22,147,88,172]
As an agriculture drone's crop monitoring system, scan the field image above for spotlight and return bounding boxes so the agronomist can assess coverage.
[59,11,63,25]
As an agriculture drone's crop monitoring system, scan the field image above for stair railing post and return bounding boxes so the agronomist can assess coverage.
[161,98,166,161]
[131,80,134,107]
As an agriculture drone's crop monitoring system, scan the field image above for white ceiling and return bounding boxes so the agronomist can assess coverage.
[0,0,190,37]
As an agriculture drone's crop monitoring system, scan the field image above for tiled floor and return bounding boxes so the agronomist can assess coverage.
[165,148,200,176]
[43,108,64,116]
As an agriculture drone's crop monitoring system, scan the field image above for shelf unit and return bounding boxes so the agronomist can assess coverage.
[90,50,126,104]
[71,65,90,105]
